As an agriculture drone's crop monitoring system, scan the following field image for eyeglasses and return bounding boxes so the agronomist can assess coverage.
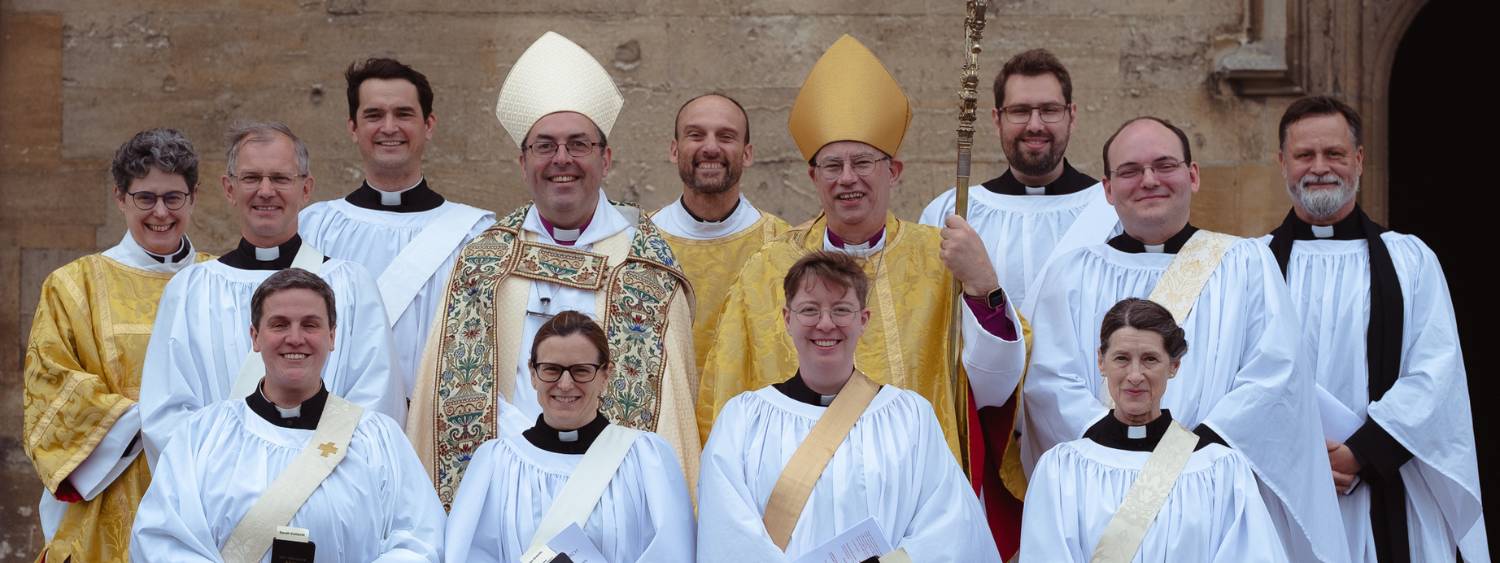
[791,304,861,327]
[524,139,604,158]
[1110,158,1188,181]
[814,156,891,181]
[125,190,192,210]
[999,103,1069,124]
[229,173,304,189]
[532,362,604,383]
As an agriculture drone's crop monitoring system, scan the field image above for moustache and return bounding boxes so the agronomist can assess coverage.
[1295,173,1346,191]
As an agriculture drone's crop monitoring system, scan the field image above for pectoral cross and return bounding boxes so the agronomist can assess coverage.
[317,442,338,457]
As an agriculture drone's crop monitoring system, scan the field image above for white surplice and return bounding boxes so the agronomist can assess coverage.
[508,193,635,422]
[300,198,494,396]
[139,256,404,462]
[1266,232,1489,562]
[1020,238,1349,563]
[650,194,764,240]
[444,431,695,562]
[920,183,1117,311]
[697,385,1002,562]
[1021,439,1287,563]
[131,400,445,562]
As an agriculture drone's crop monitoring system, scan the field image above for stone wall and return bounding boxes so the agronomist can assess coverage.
[0,0,1368,556]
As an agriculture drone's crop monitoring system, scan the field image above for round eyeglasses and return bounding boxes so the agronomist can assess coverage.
[791,305,861,327]
[125,190,192,210]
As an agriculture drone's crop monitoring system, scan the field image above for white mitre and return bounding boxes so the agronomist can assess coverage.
[495,31,623,147]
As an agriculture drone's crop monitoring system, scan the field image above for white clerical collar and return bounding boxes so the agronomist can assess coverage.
[259,386,301,418]
[558,429,579,442]
[523,189,630,248]
[652,195,763,240]
[823,227,886,258]
[1143,243,1166,254]
[1024,186,1046,196]
[1127,425,1148,439]
[819,393,836,406]
[254,245,281,261]
[103,231,196,273]
[372,178,424,206]
[1311,224,1335,239]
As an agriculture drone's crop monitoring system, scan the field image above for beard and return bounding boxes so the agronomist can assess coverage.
[1005,131,1067,178]
[678,154,740,195]
[1289,172,1359,220]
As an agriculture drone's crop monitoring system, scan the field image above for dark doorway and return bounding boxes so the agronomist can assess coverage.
[1388,0,1492,551]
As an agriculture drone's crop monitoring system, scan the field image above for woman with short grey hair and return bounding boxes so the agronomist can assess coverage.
[23,127,209,562]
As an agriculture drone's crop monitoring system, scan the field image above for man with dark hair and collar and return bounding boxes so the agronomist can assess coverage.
[140,121,404,464]
[301,57,494,399]
[1263,95,1487,562]
[1021,116,1350,563]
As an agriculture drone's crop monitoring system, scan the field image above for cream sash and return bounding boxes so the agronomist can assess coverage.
[377,205,491,326]
[521,424,642,561]
[763,372,881,551]
[1146,230,1236,325]
[230,245,325,401]
[220,394,364,563]
[1090,422,1200,563]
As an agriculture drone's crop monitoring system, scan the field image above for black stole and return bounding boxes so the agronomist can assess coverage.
[1269,206,1407,563]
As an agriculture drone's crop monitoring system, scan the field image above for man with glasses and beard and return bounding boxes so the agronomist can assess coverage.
[652,93,789,380]
[921,49,1117,313]
[919,50,1120,556]
[1262,96,1488,562]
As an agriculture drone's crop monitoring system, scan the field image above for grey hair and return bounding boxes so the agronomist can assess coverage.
[224,121,311,176]
[110,128,200,194]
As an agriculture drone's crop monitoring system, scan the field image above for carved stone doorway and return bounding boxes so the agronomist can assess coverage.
[1387,0,1494,540]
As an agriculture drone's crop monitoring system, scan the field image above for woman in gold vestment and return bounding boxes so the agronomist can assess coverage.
[23,128,210,562]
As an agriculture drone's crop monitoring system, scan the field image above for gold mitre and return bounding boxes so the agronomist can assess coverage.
[495,31,623,147]
[788,34,911,161]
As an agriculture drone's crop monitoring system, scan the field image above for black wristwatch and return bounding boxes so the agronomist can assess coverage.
[984,286,1006,309]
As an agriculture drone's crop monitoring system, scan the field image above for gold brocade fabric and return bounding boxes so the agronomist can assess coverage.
[23,252,211,563]
[699,213,966,461]
[659,213,791,377]
[409,203,702,508]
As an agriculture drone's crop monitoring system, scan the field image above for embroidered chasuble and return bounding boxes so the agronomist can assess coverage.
[25,246,210,562]
[409,201,698,507]
[700,213,1025,464]
[655,212,790,375]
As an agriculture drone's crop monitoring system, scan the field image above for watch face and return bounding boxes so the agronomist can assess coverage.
[987,287,1006,309]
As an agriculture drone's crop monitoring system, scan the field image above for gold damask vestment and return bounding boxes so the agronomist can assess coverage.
[657,213,790,375]
[700,213,972,460]
[24,251,210,562]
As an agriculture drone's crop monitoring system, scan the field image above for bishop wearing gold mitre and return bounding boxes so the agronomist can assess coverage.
[406,31,700,508]
[699,34,1027,491]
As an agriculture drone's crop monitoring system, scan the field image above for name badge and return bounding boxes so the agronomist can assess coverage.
[271,525,315,563]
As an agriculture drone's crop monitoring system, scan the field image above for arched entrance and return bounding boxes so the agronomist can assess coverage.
[1387,0,1493,546]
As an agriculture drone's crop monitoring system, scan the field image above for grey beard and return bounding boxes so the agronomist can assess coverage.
[1290,173,1358,220]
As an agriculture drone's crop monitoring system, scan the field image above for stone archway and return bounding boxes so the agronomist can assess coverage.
[1385,1,1494,540]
